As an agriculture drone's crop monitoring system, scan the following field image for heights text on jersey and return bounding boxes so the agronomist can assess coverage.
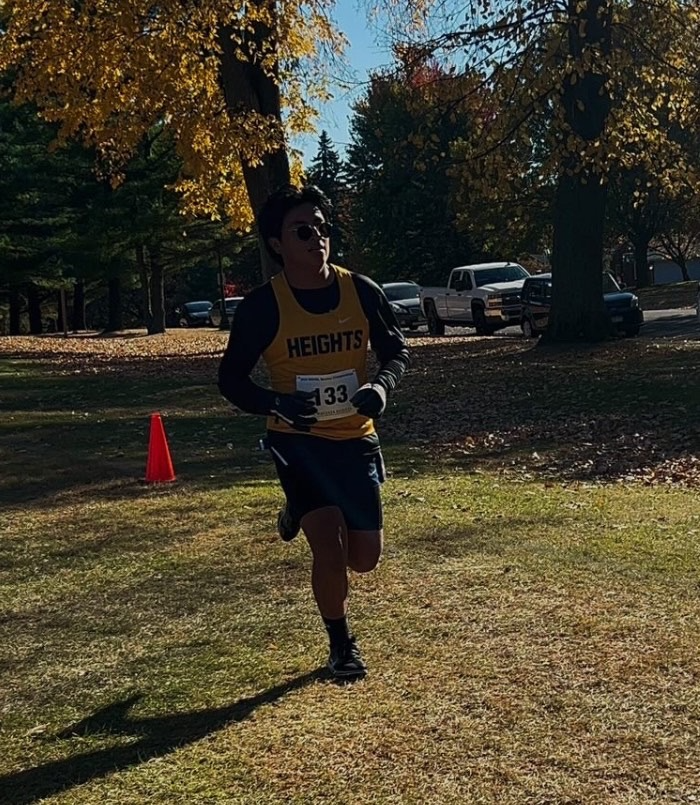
[263,266,375,440]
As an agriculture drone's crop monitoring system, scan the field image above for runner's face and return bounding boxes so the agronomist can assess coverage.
[273,203,330,270]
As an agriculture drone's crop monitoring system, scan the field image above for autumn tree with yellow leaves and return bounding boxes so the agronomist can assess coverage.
[0,0,344,275]
[395,0,700,341]
[603,2,700,289]
[3,0,700,339]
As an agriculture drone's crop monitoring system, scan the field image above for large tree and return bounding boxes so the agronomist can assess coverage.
[654,195,700,282]
[394,0,700,340]
[0,90,95,334]
[602,2,700,289]
[607,173,670,288]
[0,90,245,335]
[0,1,344,276]
[345,54,479,285]
[71,129,247,334]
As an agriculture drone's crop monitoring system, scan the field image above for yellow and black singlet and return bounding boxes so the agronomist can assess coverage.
[263,266,373,440]
[218,265,410,442]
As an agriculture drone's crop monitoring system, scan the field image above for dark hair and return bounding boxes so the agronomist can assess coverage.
[256,184,333,265]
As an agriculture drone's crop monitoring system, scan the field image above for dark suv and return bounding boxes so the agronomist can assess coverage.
[520,272,643,338]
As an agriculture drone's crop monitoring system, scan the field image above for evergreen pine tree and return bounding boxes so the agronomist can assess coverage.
[307,131,349,262]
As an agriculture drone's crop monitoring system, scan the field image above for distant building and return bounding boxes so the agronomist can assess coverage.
[619,250,700,286]
[648,257,700,285]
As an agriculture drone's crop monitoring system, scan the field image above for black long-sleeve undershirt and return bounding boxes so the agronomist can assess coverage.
[218,270,410,416]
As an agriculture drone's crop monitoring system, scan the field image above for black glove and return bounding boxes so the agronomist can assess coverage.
[350,383,387,418]
[270,391,318,431]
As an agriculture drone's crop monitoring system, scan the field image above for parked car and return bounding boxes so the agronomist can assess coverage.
[381,281,425,330]
[520,272,644,338]
[175,300,213,327]
[420,262,530,335]
[209,296,244,328]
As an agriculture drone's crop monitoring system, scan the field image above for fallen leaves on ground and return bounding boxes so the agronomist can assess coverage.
[0,329,228,381]
[2,328,699,487]
[383,334,700,489]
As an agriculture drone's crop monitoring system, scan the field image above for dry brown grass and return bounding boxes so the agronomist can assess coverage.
[1,329,699,804]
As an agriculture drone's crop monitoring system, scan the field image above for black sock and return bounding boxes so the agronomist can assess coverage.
[323,616,351,647]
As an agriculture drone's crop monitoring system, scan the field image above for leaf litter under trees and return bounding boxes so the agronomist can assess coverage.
[2,329,699,488]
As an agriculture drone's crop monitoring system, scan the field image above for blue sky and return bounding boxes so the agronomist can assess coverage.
[296,2,395,165]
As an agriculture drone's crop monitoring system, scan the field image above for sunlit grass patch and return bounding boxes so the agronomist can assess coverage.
[1,331,699,803]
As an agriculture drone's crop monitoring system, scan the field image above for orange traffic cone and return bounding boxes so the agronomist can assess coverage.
[145,413,176,483]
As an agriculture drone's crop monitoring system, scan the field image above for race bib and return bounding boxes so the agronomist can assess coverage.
[296,369,360,421]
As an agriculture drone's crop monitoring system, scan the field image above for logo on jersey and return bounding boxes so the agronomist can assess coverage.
[287,329,364,358]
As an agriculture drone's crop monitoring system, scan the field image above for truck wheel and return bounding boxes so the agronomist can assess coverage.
[521,317,536,338]
[624,325,640,337]
[472,305,493,336]
[426,302,445,336]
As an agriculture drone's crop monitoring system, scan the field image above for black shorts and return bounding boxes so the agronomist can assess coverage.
[266,431,386,531]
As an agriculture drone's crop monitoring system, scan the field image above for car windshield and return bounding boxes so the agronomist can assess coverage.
[602,273,621,293]
[474,266,529,287]
[184,302,211,312]
[383,283,419,302]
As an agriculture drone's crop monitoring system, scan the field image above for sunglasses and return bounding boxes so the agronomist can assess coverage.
[288,222,331,241]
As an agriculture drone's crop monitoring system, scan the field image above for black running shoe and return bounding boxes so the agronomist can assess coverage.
[327,637,367,679]
[277,504,300,542]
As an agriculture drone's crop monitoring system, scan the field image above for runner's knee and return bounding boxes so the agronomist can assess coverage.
[348,553,380,573]
[347,530,382,573]
[302,506,348,572]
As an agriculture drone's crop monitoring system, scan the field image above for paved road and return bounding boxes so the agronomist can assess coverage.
[415,307,699,341]
[641,308,699,340]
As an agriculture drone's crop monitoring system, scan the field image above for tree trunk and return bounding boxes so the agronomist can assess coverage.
[633,238,652,288]
[57,290,65,332]
[27,284,43,335]
[72,279,86,331]
[147,246,166,335]
[218,19,290,280]
[547,172,610,341]
[59,288,69,337]
[106,276,123,332]
[544,0,613,343]
[9,286,21,335]
[677,256,690,282]
[136,244,153,333]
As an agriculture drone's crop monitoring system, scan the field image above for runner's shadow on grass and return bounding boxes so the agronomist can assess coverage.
[0,669,325,805]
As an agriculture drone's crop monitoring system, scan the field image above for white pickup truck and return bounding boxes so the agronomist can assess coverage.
[420,261,531,335]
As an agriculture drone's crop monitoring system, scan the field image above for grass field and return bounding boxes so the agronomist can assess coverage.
[1,327,700,804]
[636,280,698,310]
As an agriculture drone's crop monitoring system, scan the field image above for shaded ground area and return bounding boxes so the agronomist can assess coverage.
[636,280,698,310]
[2,329,699,507]
[642,308,700,341]
[384,334,700,487]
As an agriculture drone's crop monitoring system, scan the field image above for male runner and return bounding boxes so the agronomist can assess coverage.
[218,185,410,679]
